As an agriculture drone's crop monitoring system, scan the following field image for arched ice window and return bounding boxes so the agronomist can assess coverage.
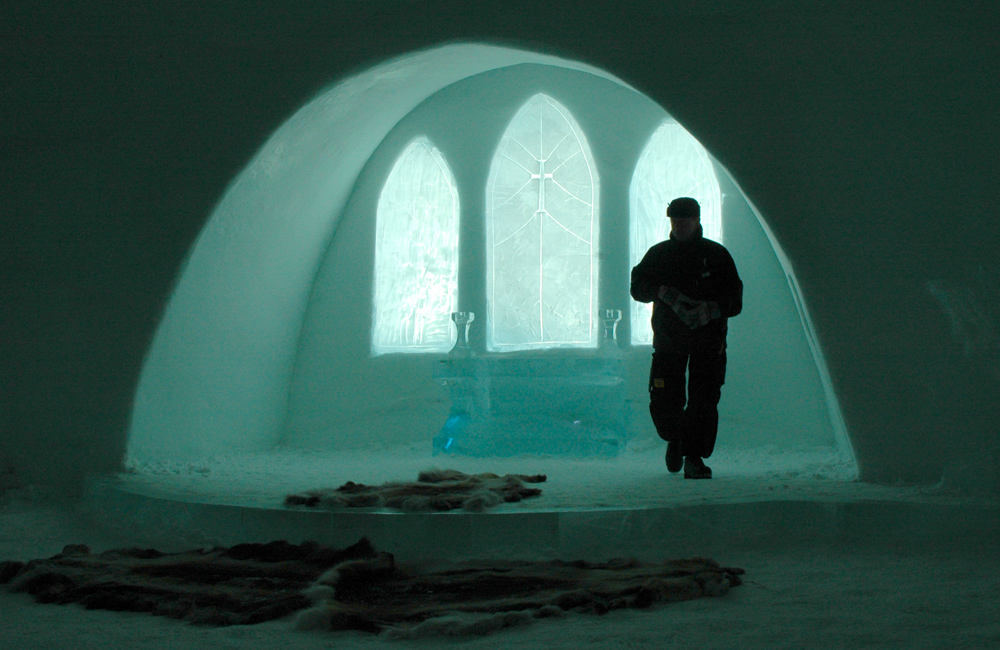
[630,120,722,345]
[371,137,459,355]
[486,94,599,351]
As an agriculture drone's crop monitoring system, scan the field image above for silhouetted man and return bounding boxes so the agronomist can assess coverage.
[630,197,743,479]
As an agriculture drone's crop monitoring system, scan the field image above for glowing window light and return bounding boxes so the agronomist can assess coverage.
[630,120,722,346]
[486,94,599,351]
[372,137,459,355]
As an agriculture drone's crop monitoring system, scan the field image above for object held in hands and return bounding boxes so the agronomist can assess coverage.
[658,286,700,328]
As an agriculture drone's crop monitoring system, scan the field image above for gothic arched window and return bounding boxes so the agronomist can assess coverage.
[486,94,599,351]
[629,120,722,345]
[372,137,459,355]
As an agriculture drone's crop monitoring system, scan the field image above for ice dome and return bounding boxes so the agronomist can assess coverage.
[125,43,854,473]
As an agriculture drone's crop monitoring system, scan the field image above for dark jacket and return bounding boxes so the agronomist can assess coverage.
[630,227,743,353]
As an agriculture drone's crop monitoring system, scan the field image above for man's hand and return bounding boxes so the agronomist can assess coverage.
[658,286,721,329]
[658,286,698,328]
[657,285,697,309]
[682,301,722,329]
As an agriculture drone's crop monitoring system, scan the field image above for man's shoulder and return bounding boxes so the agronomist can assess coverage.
[697,237,733,258]
[643,236,731,259]
[697,235,726,250]
[639,239,674,259]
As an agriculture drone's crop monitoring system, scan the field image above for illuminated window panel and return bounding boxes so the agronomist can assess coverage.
[630,121,722,346]
[487,94,599,351]
[372,137,459,355]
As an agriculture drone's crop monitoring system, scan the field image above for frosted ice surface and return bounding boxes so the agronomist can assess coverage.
[487,94,598,351]
[372,137,459,354]
[630,120,722,345]
[432,353,627,457]
[115,440,955,512]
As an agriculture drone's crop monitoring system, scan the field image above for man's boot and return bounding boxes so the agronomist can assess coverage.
[683,456,712,479]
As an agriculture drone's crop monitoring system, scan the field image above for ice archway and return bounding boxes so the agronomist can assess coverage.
[126,43,855,475]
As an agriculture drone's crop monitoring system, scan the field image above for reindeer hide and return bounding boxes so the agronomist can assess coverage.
[284,468,547,512]
[2,537,744,638]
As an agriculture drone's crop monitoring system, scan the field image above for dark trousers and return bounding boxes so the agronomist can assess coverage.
[648,348,727,459]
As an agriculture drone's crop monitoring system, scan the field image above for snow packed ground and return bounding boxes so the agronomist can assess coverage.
[111,439,972,511]
[2,441,998,649]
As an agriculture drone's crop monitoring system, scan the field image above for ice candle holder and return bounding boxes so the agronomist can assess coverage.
[450,311,475,357]
[600,309,622,347]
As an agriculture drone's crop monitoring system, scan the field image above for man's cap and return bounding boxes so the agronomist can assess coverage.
[667,197,700,219]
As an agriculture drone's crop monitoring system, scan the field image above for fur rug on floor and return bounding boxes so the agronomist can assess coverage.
[298,552,745,638]
[1,538,744,638]
[0,538,378,626]
[283,468,547,512]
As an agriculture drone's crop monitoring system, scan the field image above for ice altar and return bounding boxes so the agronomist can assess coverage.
[433,310,627,457]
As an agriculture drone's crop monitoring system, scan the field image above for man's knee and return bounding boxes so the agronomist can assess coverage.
[649,398,683,441]
[688,352,726,406]
[648,352,689,442]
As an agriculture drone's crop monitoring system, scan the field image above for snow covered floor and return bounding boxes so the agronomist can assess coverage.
[113,440,981,511]
[2,494,998,650]
[3,442,998,649]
